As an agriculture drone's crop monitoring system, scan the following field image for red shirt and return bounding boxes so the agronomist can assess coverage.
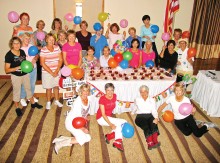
[96,94,117,120]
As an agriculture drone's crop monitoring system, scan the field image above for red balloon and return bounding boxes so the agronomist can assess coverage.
[182,31,190,39]
[72,117,86,129]
[59,77,65,88]
[114,53,123,63]
[108,58,118,68]
[72,68,84,80]
[162,110,174,122]
[187,48,197,58]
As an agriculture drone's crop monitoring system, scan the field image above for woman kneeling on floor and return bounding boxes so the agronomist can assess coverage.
[53,84,91,154]
[133,85,160,150]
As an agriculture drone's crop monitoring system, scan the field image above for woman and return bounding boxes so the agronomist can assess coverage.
[100,46,111,68]
[140,15,158,65]
[125,27,142,49]
[57,30,67,50]
[20,33,39,107]
[5,37,43,116]
[173,28,182,50]
[128,39,142,68]
[50,18,65,41]
[40,33,63,110]
[142,41,155,66]
[90,27,108,59]
[158,83,217,137]
[96,83,127,152]
[133,85,160,150]
[33,20,47,49]
[53,84,92,154]
[76,20,92,52]
[81,46,99,71]
[62,30,82,67]
[105,23,126,50]
[159,40,178,74]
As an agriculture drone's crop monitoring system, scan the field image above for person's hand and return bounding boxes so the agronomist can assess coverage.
[152,36,156,39]
[145,36,150,40]
[191,107,196,114]
[123,31,126,36]
[73,24,76,30]
[153,118,159,124]
[177,61,181,65]
[107,23,111,28]
[162,45,166,51]
[81,127,89,134]
[64,25,69,31]
[85,116,90,121]
[110,124,116,130]
[15,66,21,71]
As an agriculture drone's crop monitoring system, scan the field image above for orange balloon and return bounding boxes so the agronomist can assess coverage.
[187,48,197,58]
[108,58,118,68]
[72,68,84,80]
[162,110,174,122]
[182,31,190,38]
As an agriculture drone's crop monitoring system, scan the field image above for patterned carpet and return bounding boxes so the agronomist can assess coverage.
[0,79,219,163]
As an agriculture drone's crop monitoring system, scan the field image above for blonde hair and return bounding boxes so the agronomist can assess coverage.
[174,83,185,94]
[21,32,31,39]
[128,27,136,34]
[36,20,45,28]
[144,40,153,52]
[45,33,56,43]
[58,30,67,38]
[78,84,91,96]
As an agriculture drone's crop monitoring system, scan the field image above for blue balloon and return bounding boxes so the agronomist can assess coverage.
[119,60,129,69]
[93,22,102,31]
[122,41,129,48]
[122,123,134,138]
[145,60,155,67]
[110,49,117,56]
[151,25,159,33]
[73,16,82,25]
[28,46,38,56]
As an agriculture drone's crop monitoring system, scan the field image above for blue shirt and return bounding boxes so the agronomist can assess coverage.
[140,24,157,42]
[125,36,142,49]
[90,35,108,59]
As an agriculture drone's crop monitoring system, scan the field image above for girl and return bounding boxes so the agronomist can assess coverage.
[96,83,127,152]
[142,41,155,66]
[57,30,67,50]
[128,38,142,68]
[53,84,92,154]
[40,33,63,110]
[100,46,111,68]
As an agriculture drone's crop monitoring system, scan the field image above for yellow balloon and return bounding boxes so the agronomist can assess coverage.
[68,64,78,69]
[98,12,108,22]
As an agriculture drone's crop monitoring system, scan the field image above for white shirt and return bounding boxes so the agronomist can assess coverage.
[108,31,124,50]
[100,55,111,68]
[177,48,194,71]
[166,96,191,120]
[133,97,158,119]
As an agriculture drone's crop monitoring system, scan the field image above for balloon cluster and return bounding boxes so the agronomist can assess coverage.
[61,65,84,80]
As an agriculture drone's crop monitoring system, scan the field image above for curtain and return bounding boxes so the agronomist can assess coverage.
[189,0,220,59]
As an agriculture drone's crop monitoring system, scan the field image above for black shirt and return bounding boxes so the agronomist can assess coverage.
[5,49,27,76]
[76,31,92,50]
[159,48,178,70]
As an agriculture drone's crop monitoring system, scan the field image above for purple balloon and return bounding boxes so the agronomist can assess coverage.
[8,11,19,23]
[61,66,71,77]
[36,32,45,41]
[178,103,193,115]
[161,32,170,41]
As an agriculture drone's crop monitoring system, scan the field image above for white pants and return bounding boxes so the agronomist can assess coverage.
[97,116,127,140]
[65,111,91,146]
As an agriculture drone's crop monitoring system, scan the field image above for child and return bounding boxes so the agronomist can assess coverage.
[100,46,111,68]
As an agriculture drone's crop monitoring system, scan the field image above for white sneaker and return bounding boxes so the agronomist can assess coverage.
[33,97,38,102]
[54,100,63,107]
[20,99,27,107]
[195,120,203,126]
[204,122,219,128]
[46,101,51,110]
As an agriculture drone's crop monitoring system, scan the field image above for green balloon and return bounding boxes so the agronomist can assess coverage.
[123,51,133,61]
[21,60,33,73]
[116,40,122,46]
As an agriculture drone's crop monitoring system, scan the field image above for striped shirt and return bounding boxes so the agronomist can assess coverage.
[40,45,61,72]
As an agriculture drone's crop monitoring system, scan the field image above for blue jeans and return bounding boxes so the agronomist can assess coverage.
[20,67,37,99]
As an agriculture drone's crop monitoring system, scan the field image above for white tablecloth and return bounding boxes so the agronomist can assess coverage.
[191,70,220,117]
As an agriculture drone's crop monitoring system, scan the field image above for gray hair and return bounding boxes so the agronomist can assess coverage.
[143,40,153,52]
[105,83,115,90]
[139,85,149,92]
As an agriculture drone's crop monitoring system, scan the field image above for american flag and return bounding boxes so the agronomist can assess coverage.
[164,0,180,35]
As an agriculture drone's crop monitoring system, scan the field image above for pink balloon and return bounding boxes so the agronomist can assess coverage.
[161,33,170,41]
[8,11,19,23]
[61,66,71,77]
[36,32,45,41]
[178,103,193,116]
[65,13,74,22]
[120,19,128,28]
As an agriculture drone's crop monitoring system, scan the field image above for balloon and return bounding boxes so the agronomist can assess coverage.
[108,58,118,68]
[36,32,45,41]
[161,33,170,41]
[21,61,33,73]
[182,31,190,39]
[162,110,174,122]
[123,51,133,61]
[120,19,128,28]
[28,46,39,56]
[93,22,102,31]
[72,117,86,129]
[65,13,74,22]
[145,60,154,67]
[110,49,117,56]
[8,11,19,23]
[73,16,82,25]
[151,25,159,33]
[114,53,123,62]
[119,60,129,69]
[122,123,135,138]
[187,48,197,58]
[61,66,71,77]
[59,77,65,88]
[98,12,108,22]
[116,40,122,46]
[68,64,78,69]
[179,103,193,116]
[72,68,84,80]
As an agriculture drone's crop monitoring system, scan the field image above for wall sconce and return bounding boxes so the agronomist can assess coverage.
[74,0,84,17]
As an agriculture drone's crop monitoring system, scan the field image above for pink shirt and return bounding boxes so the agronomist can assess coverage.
[62,42,82,65]
[128,48,142,68]
[142,51,155,65]
[21,44,37,68]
